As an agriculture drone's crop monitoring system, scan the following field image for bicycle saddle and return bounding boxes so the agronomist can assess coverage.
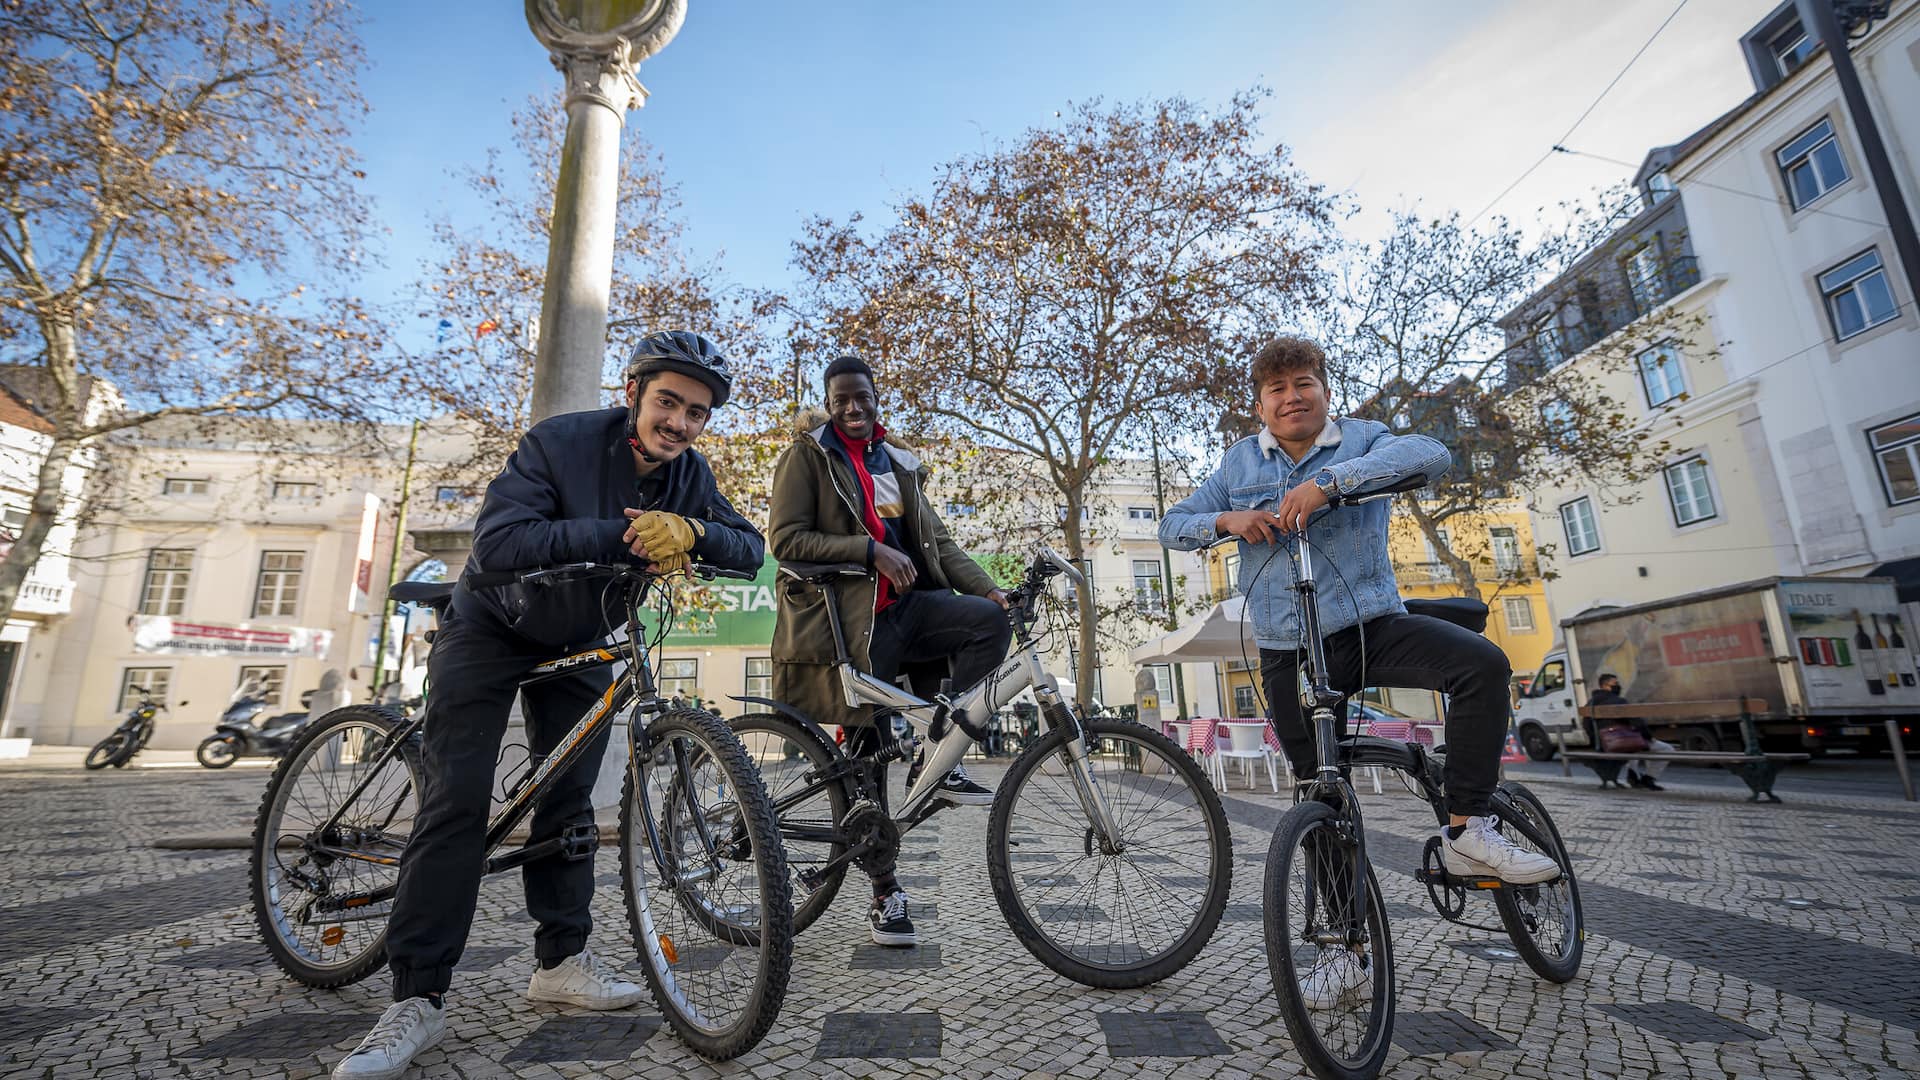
[391,581,456,609]
[778,561,869,583]
[1403,597,1489,634]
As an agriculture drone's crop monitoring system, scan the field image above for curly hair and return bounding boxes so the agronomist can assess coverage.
[1248,336,1329,399]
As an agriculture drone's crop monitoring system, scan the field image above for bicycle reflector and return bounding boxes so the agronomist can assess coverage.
[658,934,679,964]
[321,926,345,946]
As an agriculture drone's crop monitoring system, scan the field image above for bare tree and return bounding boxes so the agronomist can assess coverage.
[793,90,1335,702]
[1330,204,1694,601]
[0,0,411,621]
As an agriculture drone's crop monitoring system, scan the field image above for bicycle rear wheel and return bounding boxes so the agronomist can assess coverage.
[1264,800,1394,1080]
[250,705,421,988]
[730,711,850,932]
[620,707,792,1060]
[1490,780,1583,983]
[986,717,1231,988]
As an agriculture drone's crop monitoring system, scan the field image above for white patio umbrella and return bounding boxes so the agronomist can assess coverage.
[1128,596,1255,664]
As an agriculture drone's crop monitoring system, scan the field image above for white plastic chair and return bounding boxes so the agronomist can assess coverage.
[1357,719,1417,795]
[1216,720,1281,793]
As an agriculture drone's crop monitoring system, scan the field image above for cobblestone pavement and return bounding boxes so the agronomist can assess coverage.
[2,753,1918,1079]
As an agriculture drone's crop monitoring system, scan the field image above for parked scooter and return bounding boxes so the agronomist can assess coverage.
[85,687,164,770]
[195,677,316,769]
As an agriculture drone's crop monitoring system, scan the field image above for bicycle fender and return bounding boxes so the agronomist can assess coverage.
[729,695,844,759]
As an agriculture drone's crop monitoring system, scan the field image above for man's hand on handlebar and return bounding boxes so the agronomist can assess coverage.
[1272,479,1331,535]
[873,544,918,591]
[1215,509,1286,544]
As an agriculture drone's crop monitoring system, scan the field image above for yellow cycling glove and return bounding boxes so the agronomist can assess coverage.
[648,552,692,577]
[630,510,700,560]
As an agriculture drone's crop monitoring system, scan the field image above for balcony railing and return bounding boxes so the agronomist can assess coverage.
[14,578,73,615]
[1508,255,1701,375]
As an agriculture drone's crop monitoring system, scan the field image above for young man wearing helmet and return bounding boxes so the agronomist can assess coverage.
[334,331,763,1080]
[767,354,1012,949]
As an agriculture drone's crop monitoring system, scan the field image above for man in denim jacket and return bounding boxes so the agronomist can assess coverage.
[1160,337,1556,917]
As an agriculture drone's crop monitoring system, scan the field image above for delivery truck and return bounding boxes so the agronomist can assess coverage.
[1512,576,1918,760]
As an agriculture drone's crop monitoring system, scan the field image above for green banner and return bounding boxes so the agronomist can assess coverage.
[656,552,1012,647]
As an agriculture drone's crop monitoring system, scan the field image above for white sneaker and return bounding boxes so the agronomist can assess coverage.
[526,947,647,1010]
[1439,816,1560,885]
[1300,949,1370,1011]
[333,998,446,1080]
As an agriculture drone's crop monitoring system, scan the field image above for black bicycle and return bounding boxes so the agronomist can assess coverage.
[85,687,162,769]
[731,547,1233,989]
[248,562,793,1060]
[1210,476,1583,1080]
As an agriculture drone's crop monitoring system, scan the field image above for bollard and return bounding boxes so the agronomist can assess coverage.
[1888,718,1915,802]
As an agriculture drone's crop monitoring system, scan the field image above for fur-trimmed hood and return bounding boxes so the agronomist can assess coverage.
[794,406,923,472]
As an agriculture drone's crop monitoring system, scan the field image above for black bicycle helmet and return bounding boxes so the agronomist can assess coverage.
[623,330,733,409]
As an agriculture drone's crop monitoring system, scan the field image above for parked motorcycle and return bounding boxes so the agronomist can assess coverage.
[195,679,315,769]
[85,687,164,769]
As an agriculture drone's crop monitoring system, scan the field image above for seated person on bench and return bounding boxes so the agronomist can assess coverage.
[1587,673,1671,791]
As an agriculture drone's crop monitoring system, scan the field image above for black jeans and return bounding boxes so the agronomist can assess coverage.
[385,601,612,1001]
[1259,612,1511,818]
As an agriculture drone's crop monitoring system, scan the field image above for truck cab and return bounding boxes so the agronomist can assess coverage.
[1514,647,1584,760]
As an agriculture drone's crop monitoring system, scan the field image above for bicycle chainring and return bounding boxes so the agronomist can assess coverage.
[840,799,901,876]
[1422,835,1470,920]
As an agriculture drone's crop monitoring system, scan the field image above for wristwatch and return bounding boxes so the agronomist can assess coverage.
[1312,470,1339,499]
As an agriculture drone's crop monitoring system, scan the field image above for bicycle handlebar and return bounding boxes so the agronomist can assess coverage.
[1198,474,1431,550]
[519,561,756,586]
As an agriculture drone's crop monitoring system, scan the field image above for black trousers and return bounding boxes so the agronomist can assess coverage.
[1259,612,1511,818]
[385,603,612,1001]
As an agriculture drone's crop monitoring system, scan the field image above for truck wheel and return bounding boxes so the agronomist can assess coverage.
[1519,725,1556,762]
[1675,727,1719,755]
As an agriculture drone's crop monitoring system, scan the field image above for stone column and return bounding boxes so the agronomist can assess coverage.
[524,0,686,421]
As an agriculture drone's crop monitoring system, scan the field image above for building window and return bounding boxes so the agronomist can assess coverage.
[253,551,304,617]
[1770,20,1814,78]
[237,665,287,708]
[1637,343,1687,408]
[1055,505,1090,523]
[1819,249,1899,341]
[1540,400,1575,441]
[1624,243,1665,312]
[1867,412,1920,506]
[1532,313,1563,365]
[1503,597,1536,634]
[1222,551,1241,596]
[1559,498,1600,556]
[272,480,322,502]
[1148,664,1173,702]
[139,549,193,616]
[1126,506,1155,522]
[161,477,209,496]
[659,658,698,700]
[1489,527,1521,575]
[1776,117,1850,210]
[1132,559,1163,611]
[1664,457,1718,526]
[1645,169,1675,204]
[118,667,171,712]
[1232,683,1258,717]
[744,657,772,699]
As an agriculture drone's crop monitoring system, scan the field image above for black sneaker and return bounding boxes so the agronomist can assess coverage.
[933,765,994,806]
[869,890,917,947]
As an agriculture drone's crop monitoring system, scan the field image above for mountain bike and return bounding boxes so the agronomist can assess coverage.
[731,547,1233,989]
[85,687,162,769]
[1212,476,1582,1080]
[247,562,793,1060]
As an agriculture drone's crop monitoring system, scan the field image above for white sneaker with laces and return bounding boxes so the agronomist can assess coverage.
[1439,816,1560,885]
[1300,949,1370,1011]
[332,997,446,1080]
[526,947,647,1010]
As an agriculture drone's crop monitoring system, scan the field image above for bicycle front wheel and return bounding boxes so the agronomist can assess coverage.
[1264,800,1395,1080]
[84,734,126,770]
[986,717,1231,988]
[250,705,421,988]
[1490,780,1583,983]
[620,707,792,1061]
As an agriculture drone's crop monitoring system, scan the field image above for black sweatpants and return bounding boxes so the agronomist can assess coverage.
[385,601,612,1001]
[1259,612,1511,818]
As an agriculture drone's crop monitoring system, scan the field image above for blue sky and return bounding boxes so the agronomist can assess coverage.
[352,0,1775,339]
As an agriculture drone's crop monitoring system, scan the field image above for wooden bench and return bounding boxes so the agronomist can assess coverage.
[1557,697,1810,803]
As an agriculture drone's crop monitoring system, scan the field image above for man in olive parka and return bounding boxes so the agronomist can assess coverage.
[767,355,1011,947]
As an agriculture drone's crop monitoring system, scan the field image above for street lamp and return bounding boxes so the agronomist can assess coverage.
[524,0,686,422]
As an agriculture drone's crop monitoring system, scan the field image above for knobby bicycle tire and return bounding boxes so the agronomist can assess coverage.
[250,705,422,988]
[1263,800,1395,1080]
[729,711,851,932]
[986,717,1232,988]
[620,707,792,1060]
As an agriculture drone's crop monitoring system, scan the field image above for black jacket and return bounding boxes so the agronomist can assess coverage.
[1585,688,1647,740]
[452,406,764,648]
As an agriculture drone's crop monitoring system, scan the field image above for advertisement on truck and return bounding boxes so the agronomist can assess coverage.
[1778,580,1920,710]
[1569,591,1777,707]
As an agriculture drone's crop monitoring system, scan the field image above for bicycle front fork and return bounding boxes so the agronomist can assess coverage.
[1041,700,1125,850]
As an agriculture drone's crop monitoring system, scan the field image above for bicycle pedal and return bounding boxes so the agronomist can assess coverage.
[560,823,599,861]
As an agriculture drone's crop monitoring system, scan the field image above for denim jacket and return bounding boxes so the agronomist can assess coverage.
[1159,418,1450,649]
